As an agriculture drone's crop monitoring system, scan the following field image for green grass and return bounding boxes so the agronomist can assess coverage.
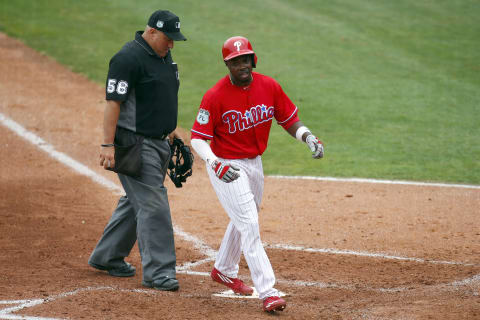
[0,0,479,184]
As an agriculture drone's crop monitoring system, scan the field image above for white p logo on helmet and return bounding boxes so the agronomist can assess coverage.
[233,41,242,51]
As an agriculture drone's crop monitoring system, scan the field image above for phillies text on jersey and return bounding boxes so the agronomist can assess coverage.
[223,104,275,134]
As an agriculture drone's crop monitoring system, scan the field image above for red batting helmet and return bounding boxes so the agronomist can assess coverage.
[222,36,257,68]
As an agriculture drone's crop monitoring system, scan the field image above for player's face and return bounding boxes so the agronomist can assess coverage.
[150,29,174,57]
[226,54,253,86]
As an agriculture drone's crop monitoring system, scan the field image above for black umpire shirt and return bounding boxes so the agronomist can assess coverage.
[106,31,179,138]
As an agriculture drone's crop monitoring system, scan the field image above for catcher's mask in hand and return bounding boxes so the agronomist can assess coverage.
[168,138,194,188]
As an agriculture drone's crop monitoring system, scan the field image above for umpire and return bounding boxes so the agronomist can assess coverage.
[88,10,186,291]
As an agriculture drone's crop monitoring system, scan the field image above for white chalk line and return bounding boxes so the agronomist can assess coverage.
[0,113,123,196]
[1,112,479,318]
[269,175,480,189]
[0,298,54,320]
[0,286,155,320]
[265,244,478,267]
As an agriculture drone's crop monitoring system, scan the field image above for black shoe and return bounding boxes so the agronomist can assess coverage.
[89,262,136,277]
[142,277,179,291]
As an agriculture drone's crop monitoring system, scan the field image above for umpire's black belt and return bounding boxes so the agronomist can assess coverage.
[117,127,168,140]
[147,133,169,140]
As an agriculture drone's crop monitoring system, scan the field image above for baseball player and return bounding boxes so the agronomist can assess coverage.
[190,36,324,312]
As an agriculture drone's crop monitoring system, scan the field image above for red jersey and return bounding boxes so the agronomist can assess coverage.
[191,72,299,159]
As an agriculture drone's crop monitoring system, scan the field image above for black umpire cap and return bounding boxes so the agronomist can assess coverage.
[148,10,187,41]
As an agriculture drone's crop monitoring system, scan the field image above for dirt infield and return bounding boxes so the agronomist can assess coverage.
[1,32,479,319]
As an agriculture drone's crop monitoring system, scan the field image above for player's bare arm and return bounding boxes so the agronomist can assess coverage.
[100,100,120,169]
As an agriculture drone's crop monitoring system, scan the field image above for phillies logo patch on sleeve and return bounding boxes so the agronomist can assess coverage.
[197,108,210,125]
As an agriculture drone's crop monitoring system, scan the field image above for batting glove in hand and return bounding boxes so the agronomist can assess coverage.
[306,135,324,159]
[211,160,240,183]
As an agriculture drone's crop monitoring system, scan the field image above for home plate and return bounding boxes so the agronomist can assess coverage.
[212,288,287,299]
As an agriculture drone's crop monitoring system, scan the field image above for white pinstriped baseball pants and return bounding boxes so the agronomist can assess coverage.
[207,156,279,299]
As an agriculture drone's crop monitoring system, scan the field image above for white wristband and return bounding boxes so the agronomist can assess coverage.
[295,126,310,142]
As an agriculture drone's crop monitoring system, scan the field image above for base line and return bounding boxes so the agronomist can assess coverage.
[269,175,480,189]
[0,113,123,195]
[266,244,477,266]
